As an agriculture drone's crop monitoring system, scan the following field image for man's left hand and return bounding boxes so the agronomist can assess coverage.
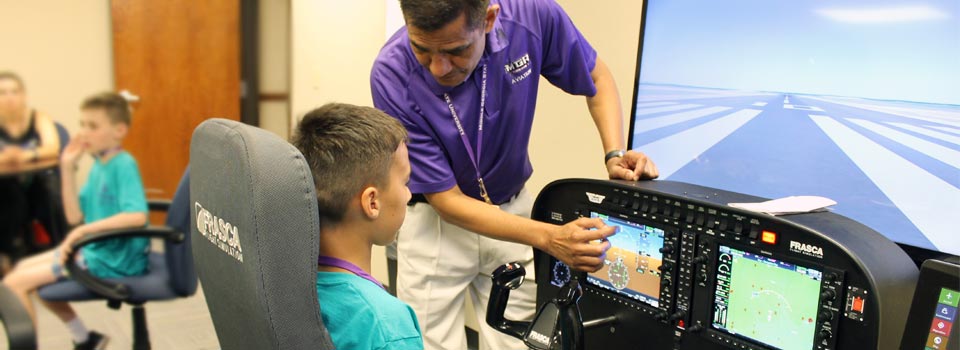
[607,150,659,181]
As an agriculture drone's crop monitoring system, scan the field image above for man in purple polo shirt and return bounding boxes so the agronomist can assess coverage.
[371,0,658,348]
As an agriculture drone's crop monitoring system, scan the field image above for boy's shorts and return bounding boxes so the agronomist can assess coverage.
[51,250,87,281]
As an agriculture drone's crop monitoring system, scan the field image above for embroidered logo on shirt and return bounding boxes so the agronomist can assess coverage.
[505,53,533,84]
[195,202,244,262]
[99,183,117,204]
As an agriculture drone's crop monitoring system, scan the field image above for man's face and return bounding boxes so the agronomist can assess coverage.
[372,143,412,246]
[408,11,490,87]
[0,79,26,119]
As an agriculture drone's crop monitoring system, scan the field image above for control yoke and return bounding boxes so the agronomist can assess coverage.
[488,262,616,350]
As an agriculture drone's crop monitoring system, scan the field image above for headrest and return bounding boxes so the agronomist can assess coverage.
[189,119,334,350]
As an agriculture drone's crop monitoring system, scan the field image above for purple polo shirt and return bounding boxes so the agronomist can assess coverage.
[371,0,597,204]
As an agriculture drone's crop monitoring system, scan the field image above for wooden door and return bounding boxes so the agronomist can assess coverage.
[112,0,240,201]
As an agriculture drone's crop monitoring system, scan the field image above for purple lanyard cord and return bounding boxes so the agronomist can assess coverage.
[317,256,386,291]
[443,64,493,204]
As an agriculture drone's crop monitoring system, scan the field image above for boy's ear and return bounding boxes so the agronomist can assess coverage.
[113,122,129,139]
[360,186,381,220]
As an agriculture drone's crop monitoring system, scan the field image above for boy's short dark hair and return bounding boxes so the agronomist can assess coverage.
[292,103,407,223]
[400,0,490,32]
[0,71,25,90]
[81,92,133,126]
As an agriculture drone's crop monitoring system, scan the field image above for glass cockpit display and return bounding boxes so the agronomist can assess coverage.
[712,245,823,350]
[586,212,665,308]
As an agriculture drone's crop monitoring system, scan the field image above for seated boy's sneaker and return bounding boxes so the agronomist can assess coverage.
[74,331,109,350]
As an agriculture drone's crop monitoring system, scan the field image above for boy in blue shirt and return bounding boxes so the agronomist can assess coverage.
[2,92,149,350]
[291,103,423,350]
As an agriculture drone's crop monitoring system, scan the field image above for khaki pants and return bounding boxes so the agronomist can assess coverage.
[397,189,538,350]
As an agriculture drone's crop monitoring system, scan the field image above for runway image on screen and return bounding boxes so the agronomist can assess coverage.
[629,0,960,256]
[586,212,664,308]
[712,245,822,350]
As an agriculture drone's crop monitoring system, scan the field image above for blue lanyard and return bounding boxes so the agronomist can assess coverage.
[317,256,386,291]
[443,64,493,204]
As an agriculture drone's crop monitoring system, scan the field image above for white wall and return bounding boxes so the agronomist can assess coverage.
[0,1,114,137]
[291,1,388,118]
[259,0,292,140]
[0,1,114,184]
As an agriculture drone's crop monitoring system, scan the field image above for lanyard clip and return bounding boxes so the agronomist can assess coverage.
[478,178,494,205]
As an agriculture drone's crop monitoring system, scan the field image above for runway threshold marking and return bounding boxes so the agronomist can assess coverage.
[634,108,762,178]
[848,119,960,169]
[810,114,960,254]
[634,106,732,133]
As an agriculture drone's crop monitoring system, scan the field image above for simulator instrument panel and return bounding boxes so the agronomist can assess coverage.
[532,179,920,350]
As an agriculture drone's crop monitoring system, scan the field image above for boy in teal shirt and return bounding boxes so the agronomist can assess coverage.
[2,92,148,349]
[292,103,423,349]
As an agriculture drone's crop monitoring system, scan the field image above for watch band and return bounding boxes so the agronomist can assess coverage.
[604,149,625,163]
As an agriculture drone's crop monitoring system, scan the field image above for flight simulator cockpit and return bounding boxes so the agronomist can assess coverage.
[487,0,959,348]
[487,179,921,350]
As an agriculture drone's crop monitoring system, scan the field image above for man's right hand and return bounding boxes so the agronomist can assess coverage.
[544,217,616,272]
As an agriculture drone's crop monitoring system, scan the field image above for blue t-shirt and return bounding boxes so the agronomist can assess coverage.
[371,0,598,204]
[78,151,149,278]
[316,272,423,350]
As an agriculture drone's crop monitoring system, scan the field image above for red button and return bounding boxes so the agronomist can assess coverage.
[852,297,865,313]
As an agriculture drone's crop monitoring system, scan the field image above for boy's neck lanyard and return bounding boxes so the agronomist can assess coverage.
[317,256,386,291]
[96,146,123,159]
[443,64,493,205]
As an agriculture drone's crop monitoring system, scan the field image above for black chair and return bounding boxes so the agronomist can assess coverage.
[54,121,69,153]
[0,284,36,350]
[26,121,72,248]
[190,118,335,350]
[37,170,197,350]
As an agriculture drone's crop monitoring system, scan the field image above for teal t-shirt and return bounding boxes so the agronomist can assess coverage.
[316,272,423,350]
[78,151,149,278]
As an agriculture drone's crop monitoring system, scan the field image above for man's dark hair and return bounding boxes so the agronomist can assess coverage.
[400,0,490,32]
[81,92,133,126]
[292,103,407,224]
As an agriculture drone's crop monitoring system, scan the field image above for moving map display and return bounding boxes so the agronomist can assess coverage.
[712,245,823,350]
[586,212,664,308]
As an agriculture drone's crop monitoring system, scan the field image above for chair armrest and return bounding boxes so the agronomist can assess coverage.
[148,199,172,212]
[0,284,37,350]
[64,226,184,301]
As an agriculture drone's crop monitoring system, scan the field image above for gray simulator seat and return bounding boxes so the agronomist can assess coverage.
[189,118,335,350]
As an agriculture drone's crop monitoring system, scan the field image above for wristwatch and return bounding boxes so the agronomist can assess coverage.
[604,149,625,164]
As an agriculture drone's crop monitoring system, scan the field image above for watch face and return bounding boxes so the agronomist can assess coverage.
[552,260,571,287]
[609,256,630,290]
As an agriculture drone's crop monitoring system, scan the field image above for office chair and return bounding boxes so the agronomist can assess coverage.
[25,121,72,248]
[0,284,36,350]
[54,121,69,153]
[189,119,335,350]
[37,169,198,350]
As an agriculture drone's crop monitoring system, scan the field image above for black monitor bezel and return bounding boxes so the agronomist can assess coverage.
[708,241,827,350]
[625,0,650,151]
[583,209,673,310]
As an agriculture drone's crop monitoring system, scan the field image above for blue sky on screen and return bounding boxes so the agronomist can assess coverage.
[639,0,960,105]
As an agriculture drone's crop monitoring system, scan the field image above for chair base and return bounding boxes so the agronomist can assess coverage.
[131,303,150,350]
